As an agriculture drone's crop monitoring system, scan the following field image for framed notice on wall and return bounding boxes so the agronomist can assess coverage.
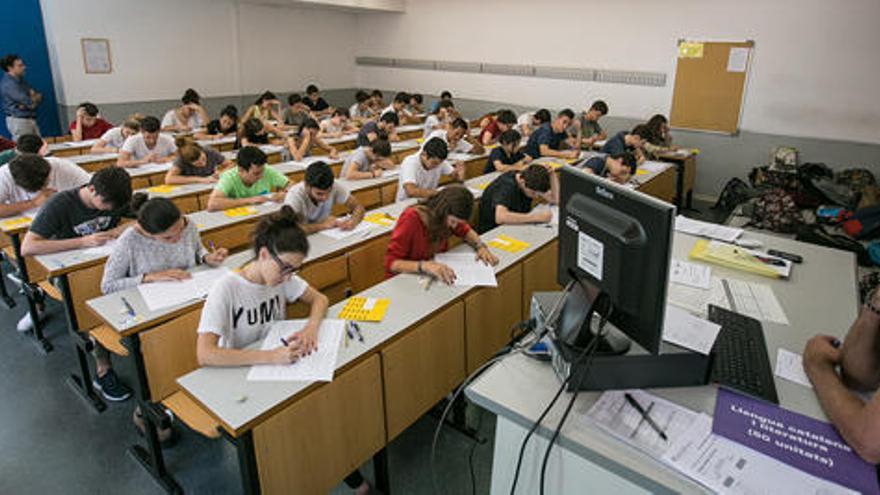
[81,38,112,74]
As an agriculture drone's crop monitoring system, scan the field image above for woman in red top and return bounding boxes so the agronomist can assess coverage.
[384,186,498,283]
[69,102,114,141]
[479,109,517,147]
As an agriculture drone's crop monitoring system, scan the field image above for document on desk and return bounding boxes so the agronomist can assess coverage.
[247,319,345,382]
[640,161,669,174]
[662,305,722,355]
[319,222,372,240]
[669,259,711,289]
[585,389,699,459]
[136,268,229,311]
[675,216,743,242]
[381,169,399,178]
[662,413,858,495]
[433,252,497,287]
[83,239,117,257]
[774,348,812,388]
[667,276,789,325]
[530,204,559,226]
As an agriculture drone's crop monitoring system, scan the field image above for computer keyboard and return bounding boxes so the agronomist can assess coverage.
[708,305,779,404]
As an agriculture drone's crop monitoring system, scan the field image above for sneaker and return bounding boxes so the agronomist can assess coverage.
[16,312,34,332]
[92,369,132,402]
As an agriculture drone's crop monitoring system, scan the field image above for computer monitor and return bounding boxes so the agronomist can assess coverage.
[555,166,675,355]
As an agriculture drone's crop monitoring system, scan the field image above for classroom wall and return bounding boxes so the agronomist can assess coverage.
[353,0,880,198]
[39,0,357,122]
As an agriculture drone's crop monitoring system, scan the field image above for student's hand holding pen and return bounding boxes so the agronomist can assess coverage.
[290,325,318,356]
[143,269,191,283]
[203,244,229,266]
[271,340,303,364]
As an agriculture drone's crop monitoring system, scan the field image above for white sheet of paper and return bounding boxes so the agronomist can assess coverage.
[640,161,669,174]
[434,252,497,287]
[381,169,399,178]
[725,278,790,325]
[467,187,482,196]
[727,47,750,73]
[667,276,730,317]
[136,268,228,312]
[775,348,812,388]
[675,215,743,242]
[319,222,372,240]
[83,239,117,257]
[661,413,855,495]
[246,319,345,382]
[669,259,711,289]
[662,305,722,355]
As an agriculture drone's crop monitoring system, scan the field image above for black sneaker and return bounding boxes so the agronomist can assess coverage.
[92,369,132,402]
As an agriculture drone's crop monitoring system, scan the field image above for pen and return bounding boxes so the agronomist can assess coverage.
[352,322,365,343]
[624,393,668,442]
[280,336,289,346]
[753,254,786,267]
[121,296,136,317]
[346,321,356,342]
[422,276,435,291]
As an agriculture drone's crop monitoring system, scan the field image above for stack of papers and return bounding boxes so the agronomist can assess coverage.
[667,276,789,325]
[434,252,497,287]
[247,319,345,382]
[662,305,722,355]
[675,216,743,242]
[136,268,228,311]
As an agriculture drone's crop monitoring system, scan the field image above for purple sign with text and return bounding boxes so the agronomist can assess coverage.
[712,388,879,494]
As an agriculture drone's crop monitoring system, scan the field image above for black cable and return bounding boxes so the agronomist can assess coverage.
[538,305,613,495]
[468,408,485,495]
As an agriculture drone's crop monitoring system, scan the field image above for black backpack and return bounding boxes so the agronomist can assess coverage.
[712,178,753,216]
[795,224,872,266]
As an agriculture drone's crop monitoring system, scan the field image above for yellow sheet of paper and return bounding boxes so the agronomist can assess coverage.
[488,234,530,253]
[363,212,396,227]
[688,239,779,278]
[223,206,258,218]
[146,185,179,194]
[0,216,31,229]
[678,41,704,58]
[635,169,649,176]
[337,297,390,322]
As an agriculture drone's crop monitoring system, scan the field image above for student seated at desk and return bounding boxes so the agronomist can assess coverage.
[570,100,608,149]
[407,93,424,115]
[284,161,364,234]
[282,93,311,131]
[242,91,282,125]
[195,207,378,494]
[429,90,453,114]
[69,102,113,142]
[581,152,637,185]
[196,105,238,139]
[423,99,456,137]
[91,115,142,155]
[0,132,42,165]
[479,109,517,146]
[287,119,338,161]
[478,164,557,233]
[348,90,374,123]
[483,130,532,174]
[318,108,355,139]
[642,114,678,159]
[304,84,333,118]
[368,89,384,115]
[385,186,498,282]
[161,89,208,133]
[0,152,91,218]
[340,139,393,180]
[397,137,463,201]
[425,117,485,156]
[523,109,578,160]
[239,117,277,148]
[101,195,229,444]
[804,289,880,463]
[600,125,651,164]
[165,136,232,185]
[357,112,399,147]
[206,146,288,211]
[517,108,551,138]
[21,167,133,396]
[380,92,409,120]
[117,116,177,168]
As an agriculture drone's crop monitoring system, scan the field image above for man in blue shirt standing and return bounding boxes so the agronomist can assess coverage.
[1,54,41,140]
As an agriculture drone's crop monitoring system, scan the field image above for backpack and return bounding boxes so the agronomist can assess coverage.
[746,189,804,233]
[712,177,753,215]
[841,204,880,240]
[859,271,880,301]
[749,166,798,192]
[795,224,872,267]
[771,146,799,171]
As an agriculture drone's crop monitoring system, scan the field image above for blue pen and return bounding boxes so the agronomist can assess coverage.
[280,336,289,346]
[346,321,356,341]
[120,296,136,317]
[352,322,365,343]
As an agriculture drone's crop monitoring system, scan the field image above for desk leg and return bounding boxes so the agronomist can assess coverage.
[0,253,16,309]
[373,448,390,495]
[9,233,51,353]
[124,335,183,495]
[56,274,106,412]
[224,429,261,495]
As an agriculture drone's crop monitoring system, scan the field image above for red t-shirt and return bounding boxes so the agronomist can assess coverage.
[0,136,14,151]
[68,118,114,140]
[384,206,471,278]
[479,119,500,144]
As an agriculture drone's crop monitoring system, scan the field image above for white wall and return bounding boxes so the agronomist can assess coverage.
[40,0,357,105]
[353,0,880,145]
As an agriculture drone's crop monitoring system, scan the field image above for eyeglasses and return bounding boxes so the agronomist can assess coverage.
[269,247,298,277]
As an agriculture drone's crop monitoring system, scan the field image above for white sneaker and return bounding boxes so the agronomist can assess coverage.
[16,311,39,332]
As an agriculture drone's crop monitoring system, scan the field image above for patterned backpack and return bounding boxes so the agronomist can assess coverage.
[746,189,804,233]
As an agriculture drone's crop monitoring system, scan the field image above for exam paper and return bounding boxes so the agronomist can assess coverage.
[319,222,372,240]
[640,161,669,174]
[775,348,812,388]
[662,305,722,355]
[727,47,750,73]
[675,216,743,242]
[667,276,730,317]
[381,169,399,178]
[434,252,497,287]
[669,259,711,289]
[246,319,345,382]
[724,278,789,325]
[83,240,117,257]
[136,268,228,312]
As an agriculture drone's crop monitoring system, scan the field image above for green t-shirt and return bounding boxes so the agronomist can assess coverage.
[216,166,288,199]
[0,149,16,166]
